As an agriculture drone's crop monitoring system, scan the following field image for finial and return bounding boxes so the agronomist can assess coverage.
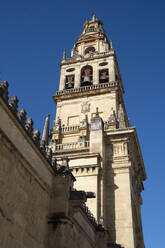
[92,13,96,21]
[32,130,40,146]
[63,48,66,59]
[110,40,113,49]
[25,118,34,136]
[9,96,19,114]
[109,108,117,124]
[53,116,61,131]
[17,108,27,126]
[41,114,50,146]
[0,81,9,102]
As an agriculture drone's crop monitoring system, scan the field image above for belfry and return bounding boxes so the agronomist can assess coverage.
[48,15,146,248]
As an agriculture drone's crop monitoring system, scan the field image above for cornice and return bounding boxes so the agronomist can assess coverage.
[53,81,122,102]
[60,50,115,66]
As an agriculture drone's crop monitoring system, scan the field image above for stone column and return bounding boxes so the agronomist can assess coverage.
[109,57,116,82]
[59,67,65,90]
[93,63,99,85]
[110,138,136,248]
[74,66,81,88]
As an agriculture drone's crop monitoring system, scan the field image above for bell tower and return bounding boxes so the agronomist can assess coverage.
[49,15,146,248]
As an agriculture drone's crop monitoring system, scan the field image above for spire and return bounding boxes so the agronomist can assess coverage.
[110,40,113,49]
[63,48,66,59]
[92,13,96,21]
[109,108,117,124]
[41,114,50,145]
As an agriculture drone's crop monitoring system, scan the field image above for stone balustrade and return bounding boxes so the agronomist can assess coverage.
[53,141,89,152]
[61,125,80,133]
[56,81,119,96]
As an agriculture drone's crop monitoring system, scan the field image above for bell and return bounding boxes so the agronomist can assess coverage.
[83,76,91,82]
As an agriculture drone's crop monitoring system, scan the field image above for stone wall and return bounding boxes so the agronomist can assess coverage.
[0,129,51,248]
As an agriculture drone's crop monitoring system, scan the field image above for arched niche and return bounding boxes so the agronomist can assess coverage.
[81,65,93,86]
[84,46,95,55]
[65,75,75,89]
[99,69,109,84]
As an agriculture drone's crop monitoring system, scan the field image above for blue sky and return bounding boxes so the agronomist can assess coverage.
[0,0,165,246]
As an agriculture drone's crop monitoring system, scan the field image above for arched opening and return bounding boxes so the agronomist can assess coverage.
[87,25,95,32]
[84,46,95,55]
[81,65,93,86]
[65,75,75,89]
[99,69,109,84]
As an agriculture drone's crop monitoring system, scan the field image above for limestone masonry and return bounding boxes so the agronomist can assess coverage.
[0,15,146,248]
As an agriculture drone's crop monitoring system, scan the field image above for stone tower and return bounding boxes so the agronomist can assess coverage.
[49,15,146,248]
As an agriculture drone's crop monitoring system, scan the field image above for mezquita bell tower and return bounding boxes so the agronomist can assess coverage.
[47,15,146,248]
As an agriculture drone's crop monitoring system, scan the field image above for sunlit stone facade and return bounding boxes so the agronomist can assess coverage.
[50,15,146,248]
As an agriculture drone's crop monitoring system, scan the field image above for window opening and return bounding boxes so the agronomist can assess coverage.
[65,75,75,89]
[99,69,109,84]
[84,46,95,55]
[81,66,93,86]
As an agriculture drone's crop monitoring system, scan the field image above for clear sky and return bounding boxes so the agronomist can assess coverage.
[1,0,165,247]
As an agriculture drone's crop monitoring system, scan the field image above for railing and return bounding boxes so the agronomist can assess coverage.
[54,141,89,152]
[61,125,80,133]
[56,81,119,96]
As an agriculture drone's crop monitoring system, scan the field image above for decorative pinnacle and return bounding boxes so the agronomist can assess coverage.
[63,48,66,59]
[110,40,113,49]
[41,114,50,145]
[92,13,96,21]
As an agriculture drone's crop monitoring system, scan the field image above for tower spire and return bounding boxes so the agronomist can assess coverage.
[41,114,50,145]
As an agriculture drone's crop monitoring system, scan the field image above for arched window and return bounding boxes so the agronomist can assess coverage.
[84,46,95,55]
[81,65,93,86]
[99,69,109,84]
[88,26,95,32]
[65,75,75,89]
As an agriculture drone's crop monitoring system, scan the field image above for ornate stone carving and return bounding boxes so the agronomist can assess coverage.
[32,130,40,146]
[0,81,9,102]
[108,108,118,129]
[9,96,19,114]
[17,108,27,126]
[40,140,46,155]
[118,104,126,129]
[46,147,52,162]
[53,117,61,131]
[25,118,34,136]
[81,101,90,114]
